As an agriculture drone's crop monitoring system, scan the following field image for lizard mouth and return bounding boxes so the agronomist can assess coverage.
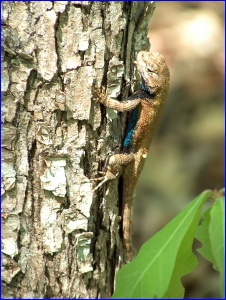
[142,77,156,97]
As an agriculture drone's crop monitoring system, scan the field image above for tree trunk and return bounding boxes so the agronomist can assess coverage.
[2,2,155,298]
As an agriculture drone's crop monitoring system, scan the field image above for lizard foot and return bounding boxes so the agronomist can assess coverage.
[92,87,107,105]
[91,170,117,192]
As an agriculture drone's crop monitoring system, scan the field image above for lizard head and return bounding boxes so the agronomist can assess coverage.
[135,51,170,98]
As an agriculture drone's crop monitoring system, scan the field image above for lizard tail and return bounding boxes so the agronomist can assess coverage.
[123,203,133,262]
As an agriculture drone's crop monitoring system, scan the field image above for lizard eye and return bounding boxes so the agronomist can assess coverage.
[148,63,158,73]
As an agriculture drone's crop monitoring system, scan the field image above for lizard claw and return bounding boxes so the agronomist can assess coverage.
[92,177,110,192]
[90,171,108,192]
[90,171,107,183]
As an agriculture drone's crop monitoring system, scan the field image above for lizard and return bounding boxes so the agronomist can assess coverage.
[92,51,170,262]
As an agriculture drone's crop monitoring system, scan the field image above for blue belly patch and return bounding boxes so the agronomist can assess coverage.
[123,107,139,149]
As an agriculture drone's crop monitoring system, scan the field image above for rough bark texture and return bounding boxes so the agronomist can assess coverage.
[2,2,155,298]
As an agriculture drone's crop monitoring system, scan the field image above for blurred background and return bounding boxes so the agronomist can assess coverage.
[133,2,224,298]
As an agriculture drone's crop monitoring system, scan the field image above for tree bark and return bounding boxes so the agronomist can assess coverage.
[2,2,155,298]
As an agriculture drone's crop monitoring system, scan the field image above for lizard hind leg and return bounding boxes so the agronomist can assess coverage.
[92,153,135,192]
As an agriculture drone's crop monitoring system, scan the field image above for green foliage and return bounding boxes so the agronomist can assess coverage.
[196,194,224,297]
[112,190,224,299]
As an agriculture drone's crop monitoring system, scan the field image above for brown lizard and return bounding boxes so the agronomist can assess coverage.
[93,51,170,261]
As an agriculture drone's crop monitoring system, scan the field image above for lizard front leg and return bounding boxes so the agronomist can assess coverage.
[93,87,141,112]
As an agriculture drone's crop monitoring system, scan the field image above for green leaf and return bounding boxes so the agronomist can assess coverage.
[196,207,214,264]
[112,190,213,299]
[196,196,224,297]
[210,197,224,297]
